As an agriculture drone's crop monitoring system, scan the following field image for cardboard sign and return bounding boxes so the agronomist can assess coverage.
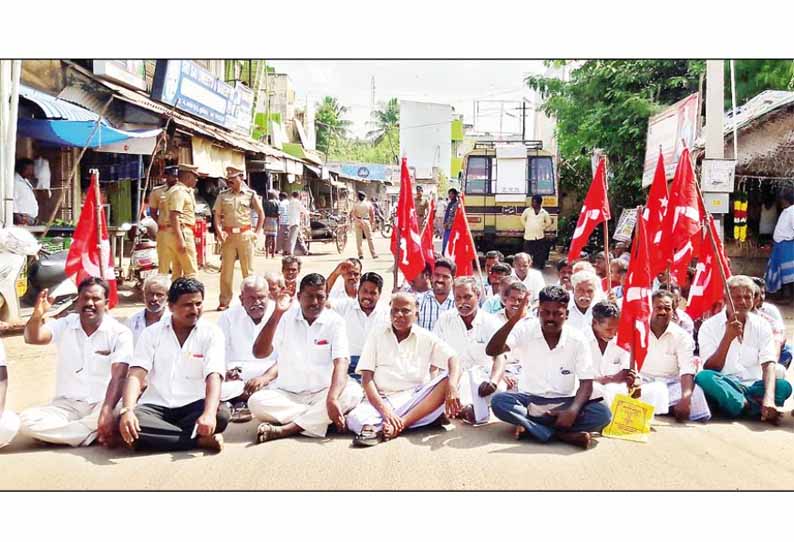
[602,393,655,443]
[613,208,638,242]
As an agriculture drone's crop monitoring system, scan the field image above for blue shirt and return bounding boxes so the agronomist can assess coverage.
[417,290,455,331]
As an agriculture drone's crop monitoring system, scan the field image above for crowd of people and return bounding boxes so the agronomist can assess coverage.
[1,232,791,453]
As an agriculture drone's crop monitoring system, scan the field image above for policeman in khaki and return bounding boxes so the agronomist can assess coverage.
[350,191,378,260]
[213,166,265,311]
[149,165,179,274]
[164,163,200,279]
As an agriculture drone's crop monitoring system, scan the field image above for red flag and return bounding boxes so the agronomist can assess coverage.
[568,156,610,261]
[65,173,118,307]
[616,207,652,370]
[443,199,477,276]
[686,214,731,320]
[660,148,702,285]
[420,197,436,269]
[390,158,426,281]
[643,151,670,276]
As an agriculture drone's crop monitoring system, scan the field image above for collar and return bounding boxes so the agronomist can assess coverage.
[68,312,113,334]
[387,323,419,342]
[15,173,33,189]
[295,306,331,326]
[455,308,485,329]
[530,320,571,348]
[424,290,452,306]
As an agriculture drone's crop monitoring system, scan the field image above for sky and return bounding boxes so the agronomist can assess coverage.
[268,60,548,139]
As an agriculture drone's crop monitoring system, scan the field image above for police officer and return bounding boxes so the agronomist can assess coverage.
[414,184,429,230]
[350,191,378,260]
[150,165,179,274]
[164,164,200,279]
[213,166,265,311]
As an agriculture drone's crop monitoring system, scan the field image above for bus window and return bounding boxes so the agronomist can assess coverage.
[465,156,490,194]
[528,156,555,195]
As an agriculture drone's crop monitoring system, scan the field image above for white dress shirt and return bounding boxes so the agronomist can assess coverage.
[13,173,38,217]
[513,269,546,302]
[44,314,133,404]
[642,322,696,380]
[566,298,594,332]
[773,205,794,243]
[433,309,497,370]
[272,306,350,394]
[698,311,777,384]
[132,317,226,408]
[330,297,389,358]
[357,323,456,395]
[506,321,595,398]
[125,308,170,345]
[583,326,630,378]
[216,303,275,367]
[287,198,305,226]
[328,280,356,303]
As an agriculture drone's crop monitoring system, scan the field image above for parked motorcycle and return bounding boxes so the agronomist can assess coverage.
[126,217,159,291]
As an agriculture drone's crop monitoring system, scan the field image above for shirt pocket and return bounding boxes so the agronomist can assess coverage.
[550,356,577,394]
[738,342,761,370]
[87,353,112,381]
[179,352,206,382]
[309,342,332,367]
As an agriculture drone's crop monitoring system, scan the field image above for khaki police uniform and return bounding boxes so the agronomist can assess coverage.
[352,200,377,258]
[414,193,429,228]
[164,182,198,278]
[149,184,172,274]
[214,185,257,307]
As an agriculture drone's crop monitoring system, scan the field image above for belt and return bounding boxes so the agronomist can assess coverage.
[224,225,252,234]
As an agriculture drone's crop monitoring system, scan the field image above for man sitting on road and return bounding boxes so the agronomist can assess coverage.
[19,278,133,448]
[482,275,516,315]
[400,263,432,296]
[0,338,20,448]
[327,258,362,303]
[347,292,462,446]
[434,277,507,425]
[695,275,792,423]
[329,272,389,381]
[512,252,546,304]
[249,273,363,443]
[263,271,286,302]
[555,258,573,292]
[483,281,535,389]
[417,257,456,331]
[483,250,505,278]
[119,278,229,453]
[483,262,512,300]
[751,277,789,369]
[567,270,602,331]
[585,301,635,409]
[217,275,275,422]
[125,274,171,344]
[486,286,611,449]
[282,256,302,299]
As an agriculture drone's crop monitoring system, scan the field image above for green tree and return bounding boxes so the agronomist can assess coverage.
[367,97,400,162]
[327,136,397,164]
[315,96,352,155]
[728,60,794,108]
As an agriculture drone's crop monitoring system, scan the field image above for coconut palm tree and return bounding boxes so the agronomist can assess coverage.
[367,97,400,162]
[315,96,352,155]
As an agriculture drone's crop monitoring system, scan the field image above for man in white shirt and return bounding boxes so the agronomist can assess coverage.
[768,191,794,296]
[640,290,711,421]
[555,258,573,292]
[217,275,275,420]
[585,301,634,409]
[0,338,20,448]
[751,277,789,368]
[286,191,308,256]
[512,252,546,303]
[249,273,363,443]
[773,190,794,243]
[347,292,462,446]
[326,258,361,303]
[281,256,301,300]
[13,158,39,225]
[434,277,505,425]
[263,271,286,302]
[329,272,389,381]
[125,274,171,344]
[20,278,133,448]
[520,195,552,269]
[486,285,611,449]
[567,270,602,332]
[482,281,535,389]
[695,275,792,422]
[417,257,456,331]
[119,278,229,453]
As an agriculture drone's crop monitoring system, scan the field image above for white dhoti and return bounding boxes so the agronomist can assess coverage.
[221,360,276,402]
[593,382,631,411]
[248,379,363,437]
[18,398,103,447]
[458,366,506,424]
[595,378,711,422]
[347,373,448,435]
[0,410,20,448]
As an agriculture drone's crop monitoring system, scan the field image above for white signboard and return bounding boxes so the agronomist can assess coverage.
[701,159,736,193]
[642,93,699,187]
[494,144,527,202]
[703,192,730,214]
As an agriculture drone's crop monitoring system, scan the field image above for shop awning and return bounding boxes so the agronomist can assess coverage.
[17,118,161,152]
[19,84,99,121]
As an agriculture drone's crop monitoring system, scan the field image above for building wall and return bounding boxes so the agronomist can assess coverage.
[399,100,452,181]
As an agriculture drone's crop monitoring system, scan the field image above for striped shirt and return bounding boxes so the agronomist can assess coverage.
[417,290,455,331]
[278,200,290,226]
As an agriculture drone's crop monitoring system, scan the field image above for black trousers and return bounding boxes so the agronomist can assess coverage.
[523,239,547,269]
[134,400,231,452]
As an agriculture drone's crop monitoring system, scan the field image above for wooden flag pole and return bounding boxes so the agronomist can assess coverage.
[91,168,107,281]
[601,154,612,293]
[458,197,487,295]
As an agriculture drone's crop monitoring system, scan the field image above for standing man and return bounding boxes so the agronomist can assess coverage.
[696,275,792,423]
[164,163,200,278]
[767,189,794,298]
[442,188,459,254]
[414,185,429,230]
[119,278,229,453]
[13,158,38,225]
[512,252,546,303]
[351,191,378,260]
[263,190,281,258]
[150,165,179,274]
[417,257,456,331]
[19,278,133,447]
[248,273,363,443]
[277,192,290,255]
[520,195,552,270]
[286,191,309,256]
[213,166,265,311]
[486,286,611,449]
[125,274,171,344]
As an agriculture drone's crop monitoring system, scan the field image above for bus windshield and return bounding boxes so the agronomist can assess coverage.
[465,155,555,196]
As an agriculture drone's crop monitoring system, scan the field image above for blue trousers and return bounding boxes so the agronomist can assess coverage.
[349,355,361,383]
[491,392,612,443]
[442,229,451,254]
[694,369,792,418]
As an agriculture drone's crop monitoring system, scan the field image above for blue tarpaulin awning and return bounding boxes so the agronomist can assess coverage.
[17,118,145,147]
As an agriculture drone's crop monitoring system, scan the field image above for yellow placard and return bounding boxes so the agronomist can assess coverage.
[602,394,655,443]
[15,259,27,298]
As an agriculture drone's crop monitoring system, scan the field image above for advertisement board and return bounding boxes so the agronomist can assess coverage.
[642,93,700,187]
[93,60,147,91]
[151,60,233,127]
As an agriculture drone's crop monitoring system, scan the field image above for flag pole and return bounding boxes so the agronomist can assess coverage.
[459,197,487,295]
[603,155,612,293]
[91,168,107,281]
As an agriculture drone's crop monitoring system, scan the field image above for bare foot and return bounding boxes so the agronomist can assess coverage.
[514,425,526,440]
[197,434,224,453]
[459,404,477,424]
[382,421,397,441]
[556,431,593,449]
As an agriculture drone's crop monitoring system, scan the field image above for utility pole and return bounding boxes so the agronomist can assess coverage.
[705,60,726,239]
[521,100,527,140]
